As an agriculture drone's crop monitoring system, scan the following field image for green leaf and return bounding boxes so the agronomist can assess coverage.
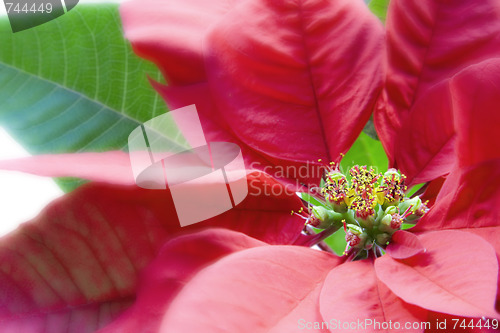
[323,229,347,256]
[308,226,346,256]
[0,5,182,191]
[407,183,425,197]
[340,131,389,174]
[368,0,390,23]
[298,192,327,208]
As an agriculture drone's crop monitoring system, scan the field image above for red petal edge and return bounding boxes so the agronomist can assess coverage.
[386,230,426,260]
[375,230,500,319]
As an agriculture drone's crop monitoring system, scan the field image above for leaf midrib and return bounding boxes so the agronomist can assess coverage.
[0,60,188,152]
[0,61,142,127]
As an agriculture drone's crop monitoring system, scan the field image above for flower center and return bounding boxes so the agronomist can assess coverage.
[297,164,428,260]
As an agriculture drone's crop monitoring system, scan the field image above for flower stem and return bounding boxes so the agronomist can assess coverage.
[299,223,342,248]
[302,225,336,254]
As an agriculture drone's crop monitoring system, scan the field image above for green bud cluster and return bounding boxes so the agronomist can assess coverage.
[303,165,428,257]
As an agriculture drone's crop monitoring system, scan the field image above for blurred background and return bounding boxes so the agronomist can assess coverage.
[0,0,125,236]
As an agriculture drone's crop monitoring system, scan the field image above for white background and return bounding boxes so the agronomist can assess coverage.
[0,0,126,237]
[0,129,63,236]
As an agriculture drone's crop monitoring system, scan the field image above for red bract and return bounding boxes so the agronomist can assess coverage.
[0,174,304,331]
[375,0,500,186]
[119,230,498,332]
[117,0,500,330]
[111,59,500,330]
[121,0,384,186]
[412,58,500,312]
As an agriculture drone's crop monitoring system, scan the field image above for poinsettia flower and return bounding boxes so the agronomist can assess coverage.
[104,59,500,332]
[112,0,500,330]
[10,58,495,332]
[1,0,499,332]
